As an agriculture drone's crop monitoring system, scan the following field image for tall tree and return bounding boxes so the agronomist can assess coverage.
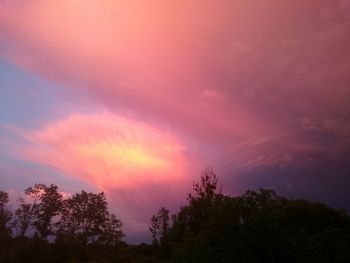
[0,191,12,261]
[32,184,63,239]
[150,207,170,245]
[13,185,42,238]
[0,191,12,240]
[58,191,123,245]
[100,214,124,246]
[12,183,63,239]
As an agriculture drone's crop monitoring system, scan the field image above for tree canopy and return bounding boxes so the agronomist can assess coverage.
[1,170,350,262]
[0,184,124,262]
[151,169,350,263]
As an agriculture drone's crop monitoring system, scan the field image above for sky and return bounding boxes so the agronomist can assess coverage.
[1,0,350,243]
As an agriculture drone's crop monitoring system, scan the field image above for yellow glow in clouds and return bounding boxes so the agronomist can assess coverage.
[78,142,167,170]
[20,113,186,188]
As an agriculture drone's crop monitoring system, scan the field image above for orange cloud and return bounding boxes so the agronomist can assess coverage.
[17,112,187,190]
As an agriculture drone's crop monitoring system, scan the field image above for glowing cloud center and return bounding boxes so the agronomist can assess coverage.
[78,141,168,171]
[17,113,186,188]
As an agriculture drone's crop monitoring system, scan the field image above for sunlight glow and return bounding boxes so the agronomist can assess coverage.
[78,142,168,171]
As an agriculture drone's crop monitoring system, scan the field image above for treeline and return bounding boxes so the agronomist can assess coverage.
[150,169,350,263]
[1,169,350,262]
[0,184,126,262]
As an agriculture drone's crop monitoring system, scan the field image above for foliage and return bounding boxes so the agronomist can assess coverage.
[1,184,125,263]
[57,190,123,246]
[32,184,63,239]
[151,169,350,263]
[1,169,350,262]
[0,191,12,260]
[0,190,12,238]
[150,207,170,245]
[188,167,218,201]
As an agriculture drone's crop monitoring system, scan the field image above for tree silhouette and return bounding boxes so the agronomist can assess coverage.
[0,186,127,262]
[0,170,349,263]
[13,185,42,238]
[188,167,218,201]
[57,190,123,245]
[0,190,11,238]
[32,184,63,239]
[150,207,170,260]
[12,184,63,239]
[152,170,350,263]
[150,207,170,246]
[0,190,12,260]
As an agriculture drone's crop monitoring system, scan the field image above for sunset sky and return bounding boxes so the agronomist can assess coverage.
[1,0,350,242]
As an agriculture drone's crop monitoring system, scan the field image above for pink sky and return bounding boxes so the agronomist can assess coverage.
[1,0,350,242]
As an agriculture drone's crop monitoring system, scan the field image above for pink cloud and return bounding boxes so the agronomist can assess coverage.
[1,0,350,181]
[0,3,269,177]
[15,113,188,188]
[2,0,350,240]
[6,112,196,236]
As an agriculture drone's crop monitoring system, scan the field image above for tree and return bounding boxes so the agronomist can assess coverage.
[150,207,170,245]
[150,207,171,260]
[57,190,123,245]
[1,184,128,262]
[175,168,221,236]
[0,190,12,241]
[32,184,63,239]
[188,167,219,201]
[13,185,42,238]
[154,171,350,263]
[100,213,124,246]
[12,183,63,239]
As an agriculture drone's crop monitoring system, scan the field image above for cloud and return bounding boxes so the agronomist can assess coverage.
[13,112,188,187]
[1,0,350,239]
[1,1,349,168]
[5,112,194,238]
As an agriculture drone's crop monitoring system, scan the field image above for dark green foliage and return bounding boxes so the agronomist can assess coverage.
[151,170,350,263]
